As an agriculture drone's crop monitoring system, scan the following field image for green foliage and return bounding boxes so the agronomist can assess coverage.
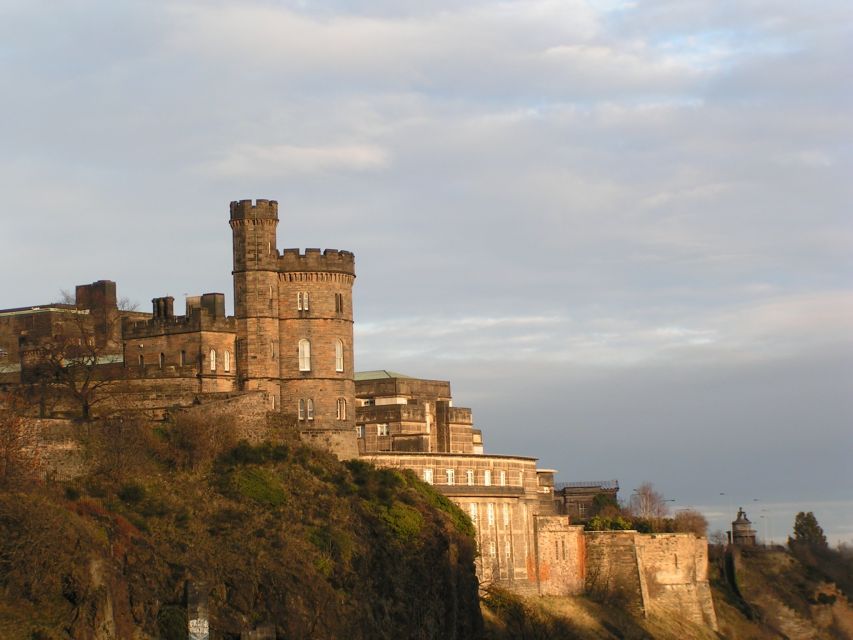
[585,515,633,531]
[591,492,619,514]
[218,441,289,467]
[228,466,286,507]
[117,482,145,504]
[157,604,187,640]
[405,471,477,538]
[379,501,424,543]
[790,511,828,549]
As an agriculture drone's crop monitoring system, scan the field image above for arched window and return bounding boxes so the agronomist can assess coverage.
[298,339,311,371]
[180,350,186,366]
[209,349,217,371]
[466,470,474,486]
[158,353,165,369]
[297,292,310,311]
[335,339,344,372]
[307,398,314,420]
[224,350,231,372]
[138,354,144,367]
[336,398,347,420]
[298,399,305,420]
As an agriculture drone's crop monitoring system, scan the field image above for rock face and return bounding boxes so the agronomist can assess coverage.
[0,444,482,639]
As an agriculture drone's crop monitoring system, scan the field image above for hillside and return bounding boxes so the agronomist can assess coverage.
[0,440,481,639]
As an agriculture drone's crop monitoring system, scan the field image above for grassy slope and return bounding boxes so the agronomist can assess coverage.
[0,442,481,640]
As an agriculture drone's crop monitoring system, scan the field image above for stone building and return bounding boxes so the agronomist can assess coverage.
[554,480,620,520]
[731,508,757,546]
[0,198,718,622]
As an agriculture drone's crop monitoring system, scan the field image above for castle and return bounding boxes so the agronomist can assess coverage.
[0,199,717,626]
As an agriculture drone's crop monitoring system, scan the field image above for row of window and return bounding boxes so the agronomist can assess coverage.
[422,468,521,487]
[294,292,346,313]
[469,502,513,528]
[297,398,348,421]
[297,339,345,372]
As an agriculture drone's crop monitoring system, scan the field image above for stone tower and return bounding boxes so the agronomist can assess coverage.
[731,508,757,546]
[230,199,358,458]
[230,199,282,404]
[278,246,357,457]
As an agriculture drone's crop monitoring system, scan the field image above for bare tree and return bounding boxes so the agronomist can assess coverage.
[0,393,41,488]
[628,482,670,519]
[22,291,135,420]
[673,508,709,537]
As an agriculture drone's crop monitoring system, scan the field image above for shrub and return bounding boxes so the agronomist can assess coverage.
[380,502,424,543]
[117,483,145,504]
[229,467,286,507]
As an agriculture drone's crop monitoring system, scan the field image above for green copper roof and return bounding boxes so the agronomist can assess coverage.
[354,370,413,381]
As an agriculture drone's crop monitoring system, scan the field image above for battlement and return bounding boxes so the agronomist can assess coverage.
[229,199,279,222]
[279,248,356,275]
[123,310,236,339]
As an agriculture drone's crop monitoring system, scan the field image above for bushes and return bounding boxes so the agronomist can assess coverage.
[228,467,286,507]
[585,515,633,531]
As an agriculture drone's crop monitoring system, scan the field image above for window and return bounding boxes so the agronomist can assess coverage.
[224,350,231,372]
[505,540,512,560]
[555,541,559,559]
[180,350,186,366]
[423,468,433,484]
[466,470,474,486]
[307,398,314,421]
[298,339,311,371]
[297,291,310,311]
[335,293,344,313]
[138,354,144,367]
[562,539,567,560]
[487,503,495,526]
[469,503,478,524]
[336,398,347,420]
[484,470,492,487]
[499,470,506,486]
[298,399,305,420]
[209,349,216,371]
[356,424,364,438]
[377,423,389,436]
[488,541,496,557]
[159,353,165,369]
[335,339,344,372]
[518,471,524,486]
[503,503,510,527]
[446,469,455,485]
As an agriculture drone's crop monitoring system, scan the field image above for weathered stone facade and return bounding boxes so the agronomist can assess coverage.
[0,197,718,630]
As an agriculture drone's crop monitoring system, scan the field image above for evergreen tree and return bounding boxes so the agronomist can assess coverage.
[790,511,828,549]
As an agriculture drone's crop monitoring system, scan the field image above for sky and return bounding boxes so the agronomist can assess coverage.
[1,0,851,542]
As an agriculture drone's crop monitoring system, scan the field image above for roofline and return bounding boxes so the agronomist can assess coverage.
[362,452,539,463]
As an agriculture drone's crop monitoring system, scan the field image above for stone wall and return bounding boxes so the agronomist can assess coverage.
[534,517,585,596]
[583,531,718,629]
[634,533,718,630]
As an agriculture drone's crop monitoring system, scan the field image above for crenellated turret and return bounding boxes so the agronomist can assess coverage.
[230,199,281,404]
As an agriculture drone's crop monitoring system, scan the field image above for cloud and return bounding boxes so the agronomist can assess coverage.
[202,143,391,177]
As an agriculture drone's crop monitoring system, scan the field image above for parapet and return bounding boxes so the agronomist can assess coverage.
[279,248,356,275]
[229,199,279,222]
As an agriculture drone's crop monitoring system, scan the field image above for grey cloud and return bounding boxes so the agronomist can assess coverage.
[1,0,850,538]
